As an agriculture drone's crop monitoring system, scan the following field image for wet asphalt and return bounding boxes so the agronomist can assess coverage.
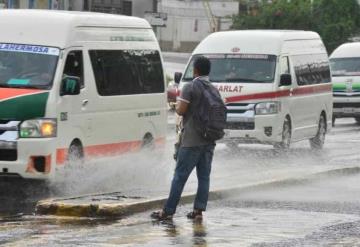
[0,118,360,246]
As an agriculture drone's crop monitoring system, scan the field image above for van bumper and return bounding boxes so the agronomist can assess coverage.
[333,96,360,118]
[0,138,56,180]
[222,114,283,144]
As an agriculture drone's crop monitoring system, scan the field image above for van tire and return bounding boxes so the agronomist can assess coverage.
[310,114,326,150]
[274,117,291,150]
[67,141,84,164]
[142,133,154,150]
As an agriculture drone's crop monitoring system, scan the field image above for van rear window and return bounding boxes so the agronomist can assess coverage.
[89,50,164,96]
[183,54,276,83]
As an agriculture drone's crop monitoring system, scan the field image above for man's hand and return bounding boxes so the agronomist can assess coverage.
[176,100,189,116]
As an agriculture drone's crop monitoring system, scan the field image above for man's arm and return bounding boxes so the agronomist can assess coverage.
[176,83,192,116]
[175,100,189,116]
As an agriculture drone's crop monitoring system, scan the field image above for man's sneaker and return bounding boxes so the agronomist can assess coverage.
[150,210,173,220]
[186,210,203,220]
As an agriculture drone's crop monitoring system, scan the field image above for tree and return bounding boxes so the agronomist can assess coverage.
[312,0,360,53]
[232,0,360,53]
[232,0,313,30]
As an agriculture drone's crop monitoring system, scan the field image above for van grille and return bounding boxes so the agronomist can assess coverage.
[226,122,255,130]
[333,94,360,97]
[226,103,254,114]
[334,102,360,108]
[0,149,17,161]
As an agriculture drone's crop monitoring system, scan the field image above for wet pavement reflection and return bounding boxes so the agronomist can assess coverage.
[0,178,50,217]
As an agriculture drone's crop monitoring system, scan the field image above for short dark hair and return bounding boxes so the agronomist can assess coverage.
[194,56,211,76]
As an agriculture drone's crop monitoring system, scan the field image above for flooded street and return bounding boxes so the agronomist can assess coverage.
[2,171,360,246]
[0,117,360,246]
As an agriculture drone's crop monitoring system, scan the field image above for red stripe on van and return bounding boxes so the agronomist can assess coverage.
[56,149,67,165]
[225,90,290,104]
[56,137,166,165]
[225,84,332,103]
[292,83,332,96]
[0,88,42,101]
[84,141,142,157]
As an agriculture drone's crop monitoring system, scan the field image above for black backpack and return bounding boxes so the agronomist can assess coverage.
[192,79,227,142]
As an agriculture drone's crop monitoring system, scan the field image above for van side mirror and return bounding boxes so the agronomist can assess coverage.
[61,76,81,96]
[279,74,292,86]
[174,72,182,85]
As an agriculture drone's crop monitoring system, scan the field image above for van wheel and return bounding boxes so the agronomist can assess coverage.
[274,118,291,150]
[67,141,84,164]
[310,114,326,150]
[142,134,154,149]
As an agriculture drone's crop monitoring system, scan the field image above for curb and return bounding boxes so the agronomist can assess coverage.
[36,166,360,218]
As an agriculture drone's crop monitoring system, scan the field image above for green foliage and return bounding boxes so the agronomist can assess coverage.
[312,0,360,52]
[232,0,360,53]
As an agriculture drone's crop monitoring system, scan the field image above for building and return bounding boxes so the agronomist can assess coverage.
[0,0,156,18]
[0,0,83,10]
[157,0,239,52]
[0,0,239,52]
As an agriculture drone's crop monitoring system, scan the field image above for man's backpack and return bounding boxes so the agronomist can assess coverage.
[193,79,227,142]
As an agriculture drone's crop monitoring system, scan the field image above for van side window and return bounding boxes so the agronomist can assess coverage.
[291,54,331,86]
[63,51,84,88]
[280,56,290,74]
[89,50,164,96]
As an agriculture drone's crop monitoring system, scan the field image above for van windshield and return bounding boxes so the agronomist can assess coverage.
[183,54,277,83]
[330,57,360,77]
[0,43,60,90]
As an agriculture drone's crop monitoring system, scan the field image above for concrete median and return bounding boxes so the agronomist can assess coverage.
[36,166,360,218]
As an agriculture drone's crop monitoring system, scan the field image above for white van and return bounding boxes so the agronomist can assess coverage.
[0,10,167,180]
[330,42,360,125]
[175,30,332,149]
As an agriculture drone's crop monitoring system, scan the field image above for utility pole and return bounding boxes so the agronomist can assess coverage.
[84,0,89,11]
[202,0,218,32]
[153,0,157,12]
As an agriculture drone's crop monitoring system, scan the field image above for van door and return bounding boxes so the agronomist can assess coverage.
[57,49,91,154]
[289,54,317,140]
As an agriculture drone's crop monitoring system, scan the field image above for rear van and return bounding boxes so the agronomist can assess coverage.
[0,10,167,180]
[175,30,332,149]
[330,42,360,125]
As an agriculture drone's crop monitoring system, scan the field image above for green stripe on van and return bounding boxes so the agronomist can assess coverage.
[352,83,360,90]
[332,83,346,91]
[0,92,49,120]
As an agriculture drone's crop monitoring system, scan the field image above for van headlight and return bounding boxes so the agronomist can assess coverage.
[255,102,281,115]
[20,119,57,138]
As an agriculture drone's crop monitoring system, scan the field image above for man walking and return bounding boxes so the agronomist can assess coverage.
[151,56,219,220]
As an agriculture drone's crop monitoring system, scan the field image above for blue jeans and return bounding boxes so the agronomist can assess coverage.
[164,144,215,215]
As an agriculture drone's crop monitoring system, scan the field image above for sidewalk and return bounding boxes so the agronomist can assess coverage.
[36,163,360,218]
